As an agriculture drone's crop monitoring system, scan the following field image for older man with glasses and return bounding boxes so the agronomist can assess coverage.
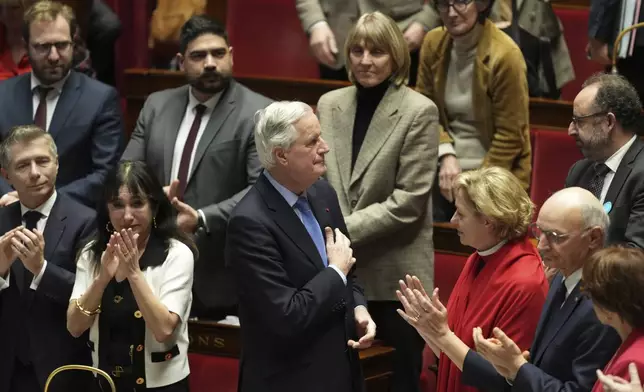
[399,186,621,392]
[565,72,644,250]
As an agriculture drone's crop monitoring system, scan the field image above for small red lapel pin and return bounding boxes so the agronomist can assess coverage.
[325,208,330,212]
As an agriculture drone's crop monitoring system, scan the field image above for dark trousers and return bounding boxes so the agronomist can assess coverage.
[10,361,40,392]
[368,301,424,392]
[613,50,644,103]
[432,173,456,223]
[318,49,421,86]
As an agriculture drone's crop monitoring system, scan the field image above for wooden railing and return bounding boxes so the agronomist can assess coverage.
[188,320,395,391]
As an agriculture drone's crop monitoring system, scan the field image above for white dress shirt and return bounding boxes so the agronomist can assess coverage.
[599,135,637,203]
[170,88,222,232]
[562,268,582,302]
[0,191,57,291]
[31,72,70,132]
[169,88,222,183]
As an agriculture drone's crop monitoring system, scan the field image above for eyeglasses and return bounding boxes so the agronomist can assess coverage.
[570,111,607,127]
[435,0,474,12]
[529,223,589,244]
[31,41,73,56]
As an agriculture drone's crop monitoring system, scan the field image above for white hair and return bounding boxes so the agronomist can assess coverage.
[581,203,610,244]
[254,101,312,169]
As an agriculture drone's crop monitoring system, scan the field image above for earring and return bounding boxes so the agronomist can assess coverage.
[105,221,114,233]
[153,217,157,228]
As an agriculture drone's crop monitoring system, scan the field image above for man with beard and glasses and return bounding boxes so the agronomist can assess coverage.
[565,73,644,250]
[0,1,123,209]
[122,15,272,321]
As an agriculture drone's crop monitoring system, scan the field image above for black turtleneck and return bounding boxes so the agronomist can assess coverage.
[351,80,390,169]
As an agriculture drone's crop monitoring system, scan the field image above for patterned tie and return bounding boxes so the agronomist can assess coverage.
[34,86,53,131]
[588,163,610,200]
[294,197,328,266]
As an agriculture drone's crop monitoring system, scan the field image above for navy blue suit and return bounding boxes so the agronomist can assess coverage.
[0,194,96,392]
[461,272,621,392]
[0,71,124,207]
[226,174,366,392]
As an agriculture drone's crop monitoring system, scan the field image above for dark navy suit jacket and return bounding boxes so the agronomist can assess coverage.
[462,272,621,392]
[0,193,96,392]
[226,174,366,392]
[0,71,124,207]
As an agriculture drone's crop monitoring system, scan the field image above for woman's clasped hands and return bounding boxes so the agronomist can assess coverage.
[98,228,141,284]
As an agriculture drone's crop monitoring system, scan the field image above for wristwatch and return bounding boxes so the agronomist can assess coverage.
[197,211,205,229]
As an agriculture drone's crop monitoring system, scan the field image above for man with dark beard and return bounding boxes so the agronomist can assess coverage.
[122,15,272,320]
[0,0,123,208]
[565,73,644,249]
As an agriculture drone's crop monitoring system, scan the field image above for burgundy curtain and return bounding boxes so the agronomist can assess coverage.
[103,0,151,90]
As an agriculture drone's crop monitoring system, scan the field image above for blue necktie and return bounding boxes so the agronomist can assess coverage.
[294,197,328,266]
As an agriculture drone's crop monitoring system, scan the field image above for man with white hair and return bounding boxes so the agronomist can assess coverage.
[226,101,376,392]
[455,187,621,392]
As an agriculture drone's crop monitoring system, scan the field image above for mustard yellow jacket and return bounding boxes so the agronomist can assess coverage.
[416,19,532,189]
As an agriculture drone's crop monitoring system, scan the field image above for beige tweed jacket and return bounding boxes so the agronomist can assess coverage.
[317,83,439,301]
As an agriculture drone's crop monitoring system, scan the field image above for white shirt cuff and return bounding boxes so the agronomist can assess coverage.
[309,20,329,33]
[328,265,347,285]
[198,209,209,233]
[438,142,456,159]
[30,260,47,290]
[0,270,9,291]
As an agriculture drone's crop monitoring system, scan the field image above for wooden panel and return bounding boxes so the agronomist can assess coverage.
[529,97,573,130]
[434,223,473,256]
[188,321,394,391]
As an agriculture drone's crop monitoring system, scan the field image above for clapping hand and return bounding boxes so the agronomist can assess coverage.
[597,363,643,392]
[11,227,45,275]
[348,306,376,350]
[171,197,199,234]
[0,227,21,275]
[163,179,180,201]
[98,234,120,284]
[0,191,19,207]
[114,229,141,279]
[473,327,528,381]
[396,275,451,339]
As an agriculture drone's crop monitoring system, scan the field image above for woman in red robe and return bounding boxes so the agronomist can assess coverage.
[397,166,548,392]
[584,247,644,392]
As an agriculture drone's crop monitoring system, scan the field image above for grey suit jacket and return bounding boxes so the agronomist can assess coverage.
[296,0,439,68]
[122,79,272,310]
[317,83,438,301]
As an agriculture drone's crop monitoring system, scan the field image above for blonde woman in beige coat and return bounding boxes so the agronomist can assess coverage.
[316,11,439,392]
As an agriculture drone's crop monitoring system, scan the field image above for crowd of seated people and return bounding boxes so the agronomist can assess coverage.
[1,0,644,391]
